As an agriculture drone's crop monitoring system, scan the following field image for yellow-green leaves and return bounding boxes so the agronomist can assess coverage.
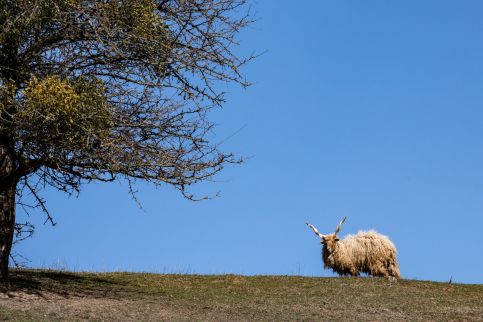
[121,0,159,35]
[0,0,78,43]
[102,0,166,40]
[24,76,84,123]
[19,75,112,149]
[0,81,17,113]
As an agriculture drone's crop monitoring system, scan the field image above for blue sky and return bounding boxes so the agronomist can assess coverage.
[16,0,483,284]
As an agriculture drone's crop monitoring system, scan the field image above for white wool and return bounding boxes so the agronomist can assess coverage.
[322,230,400,279]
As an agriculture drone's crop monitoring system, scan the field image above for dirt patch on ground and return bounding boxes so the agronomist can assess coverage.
[1,293,174,321]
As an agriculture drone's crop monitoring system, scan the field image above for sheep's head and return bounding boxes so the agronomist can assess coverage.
[320,234,340,252]
[306,217,346,252]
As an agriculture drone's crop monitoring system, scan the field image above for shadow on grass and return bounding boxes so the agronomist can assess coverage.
[0,269,123,299]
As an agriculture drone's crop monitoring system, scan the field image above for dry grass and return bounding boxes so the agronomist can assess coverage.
[0,269,482,321]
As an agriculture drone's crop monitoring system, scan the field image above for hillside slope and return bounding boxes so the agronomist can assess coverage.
[0,270,482,321]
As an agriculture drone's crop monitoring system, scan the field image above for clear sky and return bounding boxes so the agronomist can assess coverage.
[15,0,483,284]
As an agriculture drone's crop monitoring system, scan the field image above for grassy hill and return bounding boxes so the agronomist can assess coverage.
[0,270,482,321]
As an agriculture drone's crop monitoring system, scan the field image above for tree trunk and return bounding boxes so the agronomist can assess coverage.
[0,182,15,280]
[0,143,16,281]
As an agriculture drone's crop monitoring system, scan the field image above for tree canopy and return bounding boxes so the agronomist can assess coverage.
[0,0,253,279]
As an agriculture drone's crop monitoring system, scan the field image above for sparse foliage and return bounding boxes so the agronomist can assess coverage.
[0,0,253,279]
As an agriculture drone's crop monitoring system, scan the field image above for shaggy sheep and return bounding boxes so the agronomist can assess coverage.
[306,217,400,279]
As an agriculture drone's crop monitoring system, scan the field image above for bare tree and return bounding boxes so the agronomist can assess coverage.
[0,0,253,280]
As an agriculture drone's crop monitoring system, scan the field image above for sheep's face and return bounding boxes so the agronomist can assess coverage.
[306,218,345,254]
[321,234,339,253]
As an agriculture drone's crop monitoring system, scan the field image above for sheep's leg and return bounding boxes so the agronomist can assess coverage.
[372,263,388,278]
[350,267,359,277]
